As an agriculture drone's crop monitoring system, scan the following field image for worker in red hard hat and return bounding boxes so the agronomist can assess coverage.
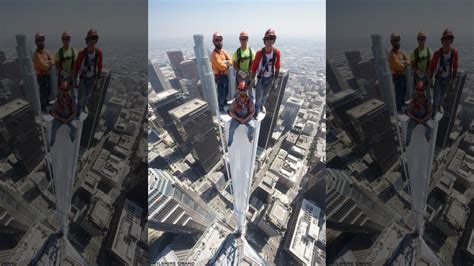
[388,32,410,113]
[405,81,432,147]
[250,28,281,118]
[211,32,232,112]
[73,28,103,117]
[227,81,255,147]
[33,32,54,113]
[232,31,256,96]
[429,28,458,116]
[55,31,77,89]
[50,81,77,146]
[410,31,432,98]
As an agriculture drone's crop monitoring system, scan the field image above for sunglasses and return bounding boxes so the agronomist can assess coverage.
[240,38,248,41]
[213,38,223,43]
[86,36,98,42]
[36,38,45,42]
[443,36,454,41]
[62,37,71,41]
[417,37,426,41]
[265,37,276,41]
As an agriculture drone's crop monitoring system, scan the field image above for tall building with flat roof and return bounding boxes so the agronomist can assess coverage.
[169,98,220,173]
[346,98,398,173]
[0,98,43,174]
[167,51,185,79]
[148,169,215,234]
[327,59,349,93]
[282,97,303,129]
[345,50,362,79]
[150,89,185,147]
[149,60,172,93]
[357,59,376,81]
[258,69,289,149]
[180,59,199,82]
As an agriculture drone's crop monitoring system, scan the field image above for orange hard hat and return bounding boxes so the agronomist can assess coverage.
[238,81,248,91]
[417,31,426,38]
[265,28,276,38]
[239,31,249,39]
[213,32,223,41]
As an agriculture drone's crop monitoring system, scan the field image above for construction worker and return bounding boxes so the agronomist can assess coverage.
[429,29,458,116]
[50,81,77,146]
[232,31,255,91]
[251,28,281,118]
[33,32,53,113]
[410,31,432,98]
[55,32,76,86]
[73,28,103,116]
[405,81,432,147]
[210,32,232,112]
[228,81,255,147]
[388,32,410,113]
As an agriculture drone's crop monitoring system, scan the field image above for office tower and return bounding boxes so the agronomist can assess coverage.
[436,70,467,149]
[180,59,199,82]
[461,96,474,128]
[345,50,362,79]
[326,168,392,232]
[371,34,397,115]
[15,35,41,114]
[357,59,377,81]
[167,51,185,79]
[327,89,362,143]
[193,34,218,115]
[169,99,221,173]
[104,96,125,129]
[2,60,21,81]
[327,59,349,93]
[150,89,185,146]
[282,97,303,129]
[169,77,182,91]
[149,60,172,93]
[258,69,289,149]
[346,99,399,173]
[0,99,43,174]
[148,168,215,234]
[80,70,111,149]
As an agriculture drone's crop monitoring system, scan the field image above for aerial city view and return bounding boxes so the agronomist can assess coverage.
[326,0,474,264]
[147,0,326,264]
[0,1,148,264]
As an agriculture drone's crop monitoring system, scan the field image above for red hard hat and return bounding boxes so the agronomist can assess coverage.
[87,28,99,37]
[442,28,454,38]
[238,81,248,91]
[213,32,223,41]
[239,31,249,39]
[265,28,276,38]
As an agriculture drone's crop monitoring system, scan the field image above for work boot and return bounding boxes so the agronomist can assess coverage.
[248,136,253,143]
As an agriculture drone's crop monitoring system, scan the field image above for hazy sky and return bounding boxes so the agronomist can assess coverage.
[327,0,473,50]
[149,0,325,42]
[0,0,147,46]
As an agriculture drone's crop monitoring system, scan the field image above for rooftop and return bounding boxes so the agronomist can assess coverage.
[169,98,207,120]
[0,98,29,118]
[346,98,384,120]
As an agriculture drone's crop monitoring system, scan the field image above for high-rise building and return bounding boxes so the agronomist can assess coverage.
[104,96,125,129]
[258,69,289,149]
[150,89,185,147]
[461,96,474,129]
[0,99,43,174]
[346,98,399,173]
[327,89,362,143]
[326,168,392,232]
[193,35,218,115]
[436,70,467,149]
[148,168,215,234]
[167,51,185,79]
[326,60,349,93]
[80,70,111,149]
[180,59,199,82]
[345,50,362,79]
[149,60,172,93]
[371,34,397,115]
[169,98,221,174]
[282,97,303,129]
[357,59,377,81]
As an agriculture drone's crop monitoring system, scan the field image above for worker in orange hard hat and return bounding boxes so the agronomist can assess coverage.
[405,81,432,147]
[232,31,256,97]
[410,31,432,98]
[227,81,255,147]
[429,28,458,116]
[250,28,281,118]
[33,32,54,113]
[388,32,410,113]
[49,81,77,146]
[73,28,103,117]
[211,32,232,112]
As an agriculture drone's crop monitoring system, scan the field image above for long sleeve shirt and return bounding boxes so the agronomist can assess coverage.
[211,49,231,75]
[251,47,281,78]
[33,49,52,75]
[388,49,408,75]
